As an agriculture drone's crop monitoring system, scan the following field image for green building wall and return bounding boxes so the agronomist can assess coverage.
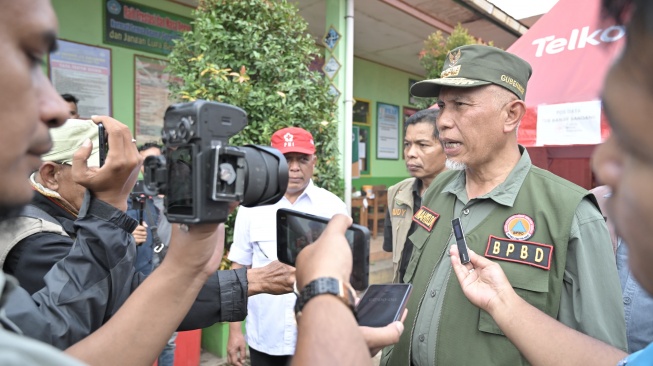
[52,0,425,188]
[51,0,193,129]
[352,57,423,189]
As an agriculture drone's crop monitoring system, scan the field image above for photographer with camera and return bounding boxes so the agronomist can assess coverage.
[1,118,298,349]
[0,16,226,358]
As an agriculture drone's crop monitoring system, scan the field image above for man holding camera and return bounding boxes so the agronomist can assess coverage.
[0,1,229,359]
[227,127,347,366]
[0,119,296,349]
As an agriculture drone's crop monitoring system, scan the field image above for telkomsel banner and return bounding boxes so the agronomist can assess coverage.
[104,0,192,55]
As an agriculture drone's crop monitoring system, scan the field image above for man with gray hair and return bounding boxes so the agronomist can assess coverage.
[382,45,626,366]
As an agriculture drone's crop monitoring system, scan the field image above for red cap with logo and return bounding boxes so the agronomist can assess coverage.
[270,127,316,155]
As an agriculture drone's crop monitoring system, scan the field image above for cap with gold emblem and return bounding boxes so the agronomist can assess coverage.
[410,44,532,100]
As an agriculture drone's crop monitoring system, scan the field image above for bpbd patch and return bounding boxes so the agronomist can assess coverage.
[484,235,553,270]
[412,206,439,232]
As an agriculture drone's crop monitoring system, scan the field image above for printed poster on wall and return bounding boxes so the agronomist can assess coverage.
[134,55,181,144]
[49,40,112,117]
[377,103,400,160]
[536,100,602,146]
[105,0,192,55]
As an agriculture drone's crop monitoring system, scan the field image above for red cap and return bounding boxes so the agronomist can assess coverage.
[270,127,316,155]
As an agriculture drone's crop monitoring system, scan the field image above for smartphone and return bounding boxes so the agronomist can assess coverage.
[97,123,108,167]
[276,208,370,290]
[356,283,412,327]
[452,217,470,264]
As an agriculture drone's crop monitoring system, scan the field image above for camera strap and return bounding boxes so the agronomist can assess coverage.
[142,201,165,254]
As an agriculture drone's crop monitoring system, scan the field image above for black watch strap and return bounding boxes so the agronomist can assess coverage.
[294,277,355,317]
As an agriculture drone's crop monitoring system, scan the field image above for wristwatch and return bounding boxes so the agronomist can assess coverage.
[294,277,356,319]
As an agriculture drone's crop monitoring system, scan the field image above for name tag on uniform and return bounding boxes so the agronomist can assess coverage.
[484,235,553,270]
[392,208,408,217]
[412,206,439,232]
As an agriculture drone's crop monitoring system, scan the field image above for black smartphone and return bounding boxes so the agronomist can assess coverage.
[276,208,370,290]
[97,123,108,167]
[452,217,470,264]
[356,283,412,327]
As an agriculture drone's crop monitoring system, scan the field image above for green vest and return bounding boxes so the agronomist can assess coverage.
[387,178,416,282]
[386,166,591,366]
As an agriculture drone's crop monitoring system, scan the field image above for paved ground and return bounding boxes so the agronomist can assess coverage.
[200,233,392,365]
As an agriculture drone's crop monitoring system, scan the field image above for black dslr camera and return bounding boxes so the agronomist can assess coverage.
[143,100,289,224]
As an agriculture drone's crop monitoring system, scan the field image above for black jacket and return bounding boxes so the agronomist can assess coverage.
[3,191,248,349]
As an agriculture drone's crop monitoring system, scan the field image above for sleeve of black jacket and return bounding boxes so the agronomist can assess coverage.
[175,267,248,330]
[3,191,140,349]
[127,266,248,330]
[3,191,249,348]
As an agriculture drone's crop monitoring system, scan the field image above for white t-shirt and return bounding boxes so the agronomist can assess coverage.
[228,180,347,355]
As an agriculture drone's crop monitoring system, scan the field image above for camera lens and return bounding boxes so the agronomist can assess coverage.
[239,145,288,207]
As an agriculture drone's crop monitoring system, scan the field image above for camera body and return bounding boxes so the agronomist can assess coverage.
[143,100,288,224]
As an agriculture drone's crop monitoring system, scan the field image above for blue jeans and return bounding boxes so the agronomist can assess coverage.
[157,332,177,366]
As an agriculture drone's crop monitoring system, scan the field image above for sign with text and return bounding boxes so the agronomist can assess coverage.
[104,0,192,55]
[536,100,602,145]
[377,103,400,160]
[134,55,182,144]
[49,40,112,117]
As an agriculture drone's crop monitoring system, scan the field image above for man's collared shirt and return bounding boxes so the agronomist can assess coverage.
[228,180,347,355]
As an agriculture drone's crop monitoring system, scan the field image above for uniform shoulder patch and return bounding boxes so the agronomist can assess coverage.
[412,206,439,232]
[484,235,553,270]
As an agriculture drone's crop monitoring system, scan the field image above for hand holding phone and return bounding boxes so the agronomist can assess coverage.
[356,283,412,327]
[452,218,470,264]
[277,209,370,290]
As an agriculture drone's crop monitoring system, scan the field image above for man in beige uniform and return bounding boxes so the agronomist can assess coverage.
[382,45,626,366]
[383,108,445,283]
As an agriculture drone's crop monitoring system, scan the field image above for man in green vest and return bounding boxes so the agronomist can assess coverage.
[383,108,446,283]
[381,44,627,366]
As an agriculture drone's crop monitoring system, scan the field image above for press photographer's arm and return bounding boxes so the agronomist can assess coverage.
[64,116,226,365]
[292,215,405,365]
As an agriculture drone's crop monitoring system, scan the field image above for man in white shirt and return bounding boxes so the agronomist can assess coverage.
[227,127,347,366]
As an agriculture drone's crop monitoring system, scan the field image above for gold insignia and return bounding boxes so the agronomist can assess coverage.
[440,65,461,78]
[448,49,461,66]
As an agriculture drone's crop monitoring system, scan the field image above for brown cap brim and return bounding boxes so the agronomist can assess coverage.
[410,78,492,98]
